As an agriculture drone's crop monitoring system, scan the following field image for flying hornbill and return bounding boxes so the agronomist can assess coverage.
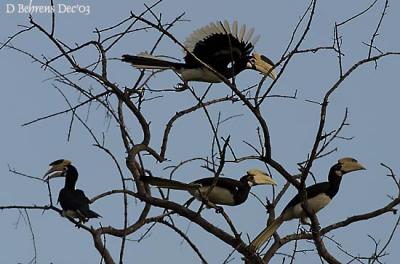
[43,159,101,223]
[250,157,365,250]
[122,20,276,85]
[141,169,276,207]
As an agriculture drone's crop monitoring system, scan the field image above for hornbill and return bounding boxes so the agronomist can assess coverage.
[122,20,276,85]
[141,169,276,207]
[250,157,365,250]
[43,159,101,223]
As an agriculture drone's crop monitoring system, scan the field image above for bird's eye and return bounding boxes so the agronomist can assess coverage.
[249,58,256,64]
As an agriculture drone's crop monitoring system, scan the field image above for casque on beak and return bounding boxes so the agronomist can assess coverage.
[43,159,71,180]
[247,169,277,185]
[249,53,277,80]
[338,157,366,173]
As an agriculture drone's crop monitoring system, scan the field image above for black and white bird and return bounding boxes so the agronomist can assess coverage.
[122,20,276,85]
[43,159,101,223]
[251,157,365,250]
[142,169,276,207]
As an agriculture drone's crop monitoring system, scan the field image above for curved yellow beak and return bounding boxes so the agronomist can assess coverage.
[247,169,277,185]
[43,159,71,180]
[338,157,366,173]
[249,53,277,80]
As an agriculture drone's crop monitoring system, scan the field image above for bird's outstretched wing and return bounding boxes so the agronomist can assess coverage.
[183,21,259,72]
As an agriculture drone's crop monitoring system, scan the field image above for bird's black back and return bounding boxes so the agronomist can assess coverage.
[184,33,254,73]
[283,182,333,212]
[192,177,250,205]
[58,188,91,212]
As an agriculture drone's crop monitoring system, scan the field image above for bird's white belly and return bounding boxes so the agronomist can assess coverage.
[62,210,78,218]
[189,186,234,205]
[180,68,223,83]
[283,193,332,221]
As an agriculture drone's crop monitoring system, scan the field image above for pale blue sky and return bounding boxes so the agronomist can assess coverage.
[1,1,399,263]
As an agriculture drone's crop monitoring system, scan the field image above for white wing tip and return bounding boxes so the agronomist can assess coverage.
[184,21,259,52]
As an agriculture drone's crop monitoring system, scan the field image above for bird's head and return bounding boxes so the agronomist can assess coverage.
[333,157,366,176]
[244,169,277,187]
[43,159,72,180]
[247,52,277,80]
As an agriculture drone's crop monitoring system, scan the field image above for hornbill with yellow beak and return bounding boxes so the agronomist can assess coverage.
[43,159,101,223]
[122,20,276,85]
[142,169,276,207]
[251,158,365,250]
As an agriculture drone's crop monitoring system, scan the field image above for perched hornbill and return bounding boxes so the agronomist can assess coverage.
[43,159,101,223]
[250,157,365,250]
[122,20,276,85]
[141,169,276,207]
